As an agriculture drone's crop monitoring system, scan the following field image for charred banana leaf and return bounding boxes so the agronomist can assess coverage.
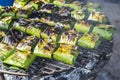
[83,2,101,13]
[13,18,32,32]
[40,4,57,14]
[1,6,17,17]
[71,10,86,20]
[3,49,36,69]
[13,0,30,8]
[16,36,38,51]
[59,30,79,45]
[41,26,62,42]
[88,12,109,24]
[74,21,92,33]
[53,44,79,65]
[92,24,115,40]
[0,17,13,30]
[65,1,83,10]
[34,39,56,59]
[77,33,101,49]
[16,9,32,18]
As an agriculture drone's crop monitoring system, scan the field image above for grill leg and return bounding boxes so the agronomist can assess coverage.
[0,73,5,80]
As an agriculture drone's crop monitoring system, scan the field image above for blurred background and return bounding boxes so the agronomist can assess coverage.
[82,0,120,80]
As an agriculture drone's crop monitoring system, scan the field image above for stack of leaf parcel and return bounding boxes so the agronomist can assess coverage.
[0,0,115,70]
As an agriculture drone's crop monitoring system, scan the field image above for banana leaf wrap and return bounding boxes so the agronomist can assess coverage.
[16,36,38,52]
[88,12,109,24]
[65,1,83,10]
[41,26,62,42]
[92,24,115,40]
[1,7,17,18]
[39,4,57,14]
[55,21,71,29]
[34,39,56,59]
[58,30,79,45]
[23,0,43,10]
[74,21,92,33]
[16,9,32,18]
[0,17,13,30]
[71,10,86,20]
[53,0,65,7]
[3,49,36,69]
[54,6,72,17]
[0,6,4,16]
[53,44,79,65]
[0,29,24,60]
[13,18,32,32]
[77,33,101,49]
[39,14,55,26]
[13,0,30,8]
[0,31,5,39]
[83,3,101,13]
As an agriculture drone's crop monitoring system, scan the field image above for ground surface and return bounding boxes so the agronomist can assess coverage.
[83,0,120,80]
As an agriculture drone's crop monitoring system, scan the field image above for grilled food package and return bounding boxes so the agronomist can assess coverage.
[1,7,17,18]
[40,4,57,14]
[3,49,36,69]
[53,0,65,7]
[16,8,32,18]
[53,44,79,65]
[71,10,86,20]
[77,33,101,49]
[65,1,83,10]
[0,31,5,39]
[41,26,62,42]
[0,29,24,60]
[0,17,13,30]
[59,30,79,45]
[74,21,92,33]
[13,18,32,32]
[88,12,109,23]
[34,39,56,59]
[13,0,30,8]
[0,6,4,16]
[92,24,115,40]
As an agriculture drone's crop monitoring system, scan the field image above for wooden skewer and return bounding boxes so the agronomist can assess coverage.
[0,70,28,76]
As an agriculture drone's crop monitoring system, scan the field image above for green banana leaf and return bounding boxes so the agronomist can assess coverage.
[3,50,36,69]
[92,24,115,40]
[16,9,32,18]
[53,0,65,7]
[77,33,101,49]
[55,22,71,29]
[88,12,109,24]
[13,0,30,8]
[1,7,17,18]
[71,10,85,20]
[58,30,79,45]
[13,22,26,32]
[0,17,13,30]
[65,1,83,10]
[74,21,92,33]
[0,6,4,16]
[34,38,56,59]
[16,36,38,52]
[53,44,79,65]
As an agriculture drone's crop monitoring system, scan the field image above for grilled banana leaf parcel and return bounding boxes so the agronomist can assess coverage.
[41,26,62,42]
[88,12,109,23]
[34,39,56,59]
[13,0,30,8]
[92,24,115,40]
[74,21,92,33]
[71,10,85,20]
[0,17,13,30]
[13,18,32,32]
[0,31,5,39]
[3,49,36,69]
[16,9,32,18]
[16,36,38,52]
[65,1,83,10]
[0,6,4,16]
[77,33,101,49]
[0,29,24,60]
[59,30,79,45]
[40,4,57,14]
[53,0,65,7]
[53,44,79,65]
[1,7,17,17]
